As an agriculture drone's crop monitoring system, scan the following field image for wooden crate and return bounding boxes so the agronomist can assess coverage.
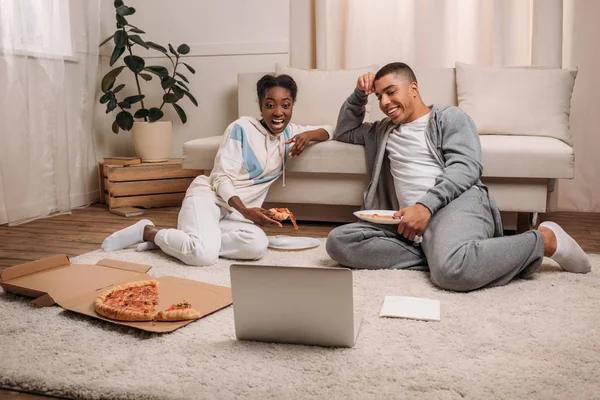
[99,159,204,209]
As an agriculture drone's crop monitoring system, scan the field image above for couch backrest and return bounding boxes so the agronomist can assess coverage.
[238,68,457,124]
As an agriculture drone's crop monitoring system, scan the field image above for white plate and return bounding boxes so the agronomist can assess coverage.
[354,210,401,225]
[268,236,322,251]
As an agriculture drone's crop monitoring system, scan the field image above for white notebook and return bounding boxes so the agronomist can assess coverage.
[379,296,441,321]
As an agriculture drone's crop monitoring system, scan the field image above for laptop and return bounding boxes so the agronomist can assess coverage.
[229,264,362,348]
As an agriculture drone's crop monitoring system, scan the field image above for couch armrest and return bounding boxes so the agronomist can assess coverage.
[182,135,223,170]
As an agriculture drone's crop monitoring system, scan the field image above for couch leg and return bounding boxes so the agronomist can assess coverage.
[516,212,538,233]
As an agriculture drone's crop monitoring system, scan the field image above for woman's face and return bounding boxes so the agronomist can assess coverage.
[260,86,293,134]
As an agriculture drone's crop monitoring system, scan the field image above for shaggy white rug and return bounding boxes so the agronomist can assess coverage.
[1,240,599,400]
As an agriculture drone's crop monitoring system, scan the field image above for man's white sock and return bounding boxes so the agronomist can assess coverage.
[539,221,591,273]
[102,219,154,252]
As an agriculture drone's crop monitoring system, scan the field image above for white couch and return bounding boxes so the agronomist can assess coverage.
[183,64,576,230]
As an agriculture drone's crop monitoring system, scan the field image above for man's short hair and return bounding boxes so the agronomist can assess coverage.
[374,62,417,84]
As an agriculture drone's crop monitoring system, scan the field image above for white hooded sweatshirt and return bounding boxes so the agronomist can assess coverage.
[186,116,332,211]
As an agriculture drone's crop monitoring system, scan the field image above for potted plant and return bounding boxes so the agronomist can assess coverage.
[99,0,198,162]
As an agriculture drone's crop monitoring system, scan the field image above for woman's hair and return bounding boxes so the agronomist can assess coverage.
[256,74,298,105]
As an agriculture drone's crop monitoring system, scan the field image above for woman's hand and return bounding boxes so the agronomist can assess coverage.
[285,129,329,158]
[286,132,311,158]
[241,207,282,227]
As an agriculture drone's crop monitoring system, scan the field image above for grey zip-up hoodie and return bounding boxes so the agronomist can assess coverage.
[334,88,503,237]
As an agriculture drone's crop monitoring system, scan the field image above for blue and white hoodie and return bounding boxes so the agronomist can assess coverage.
[186,116,332,211]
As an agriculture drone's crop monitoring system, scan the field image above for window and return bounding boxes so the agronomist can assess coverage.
[0,0,73,57]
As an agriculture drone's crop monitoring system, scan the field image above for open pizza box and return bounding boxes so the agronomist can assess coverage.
[0,254,232,333]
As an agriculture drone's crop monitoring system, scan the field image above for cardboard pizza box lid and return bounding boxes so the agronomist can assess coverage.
[0,255,232,333]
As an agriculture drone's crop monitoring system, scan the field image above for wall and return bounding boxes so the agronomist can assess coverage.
[95,0,290,159]
[555,0,600,211]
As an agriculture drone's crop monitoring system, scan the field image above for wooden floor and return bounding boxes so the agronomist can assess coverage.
[0,204,599,399]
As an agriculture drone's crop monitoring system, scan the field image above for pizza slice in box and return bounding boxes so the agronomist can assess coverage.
[94,280,201,322]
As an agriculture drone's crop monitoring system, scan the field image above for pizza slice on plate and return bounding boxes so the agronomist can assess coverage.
[267,207,299,230]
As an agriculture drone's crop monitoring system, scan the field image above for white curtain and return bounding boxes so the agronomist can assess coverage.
[314,0,565,69]
[0,0,101,225]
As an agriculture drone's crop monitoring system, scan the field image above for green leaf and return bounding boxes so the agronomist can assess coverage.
[112,120,120,134]
[128,34,149,49]
[114,30,127,48]
[147,108,164,122]
[99,33,114,47]
[168,43,178,56]
[128,27,145,34]
[101,66,125,92]
[172,103,187,124]
[116,15,127,28]
[175,72,189,83]
[161,77,177,90]
[99,92,112,104]
[116,111,134,130]
[182,62,195,74]
[177,44,190,55]
[139,73,152,81]
[113,84,125,93]
[172,85,185,99]
[124,55,145,73]
[163,93,179,103]
[134,109,149,119]
[146,41,167,54]
[107,98,118,113]
[114,0,124,7]
[118,101,131,109]
[176,80,189,91]
[144,66,169,77]
[182,89,198,106]
[109,45,125,66]
[116,5,135,16]
[124,95,145,104]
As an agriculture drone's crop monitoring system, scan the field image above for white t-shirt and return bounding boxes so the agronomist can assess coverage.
[386,112,443,209]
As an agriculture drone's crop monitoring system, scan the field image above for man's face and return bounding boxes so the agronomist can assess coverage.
[374,73,419,124]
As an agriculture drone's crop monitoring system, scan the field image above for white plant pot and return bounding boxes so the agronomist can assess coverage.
[131,121,173,163]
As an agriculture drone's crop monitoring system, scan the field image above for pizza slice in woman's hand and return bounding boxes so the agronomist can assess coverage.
[267,207,299,230]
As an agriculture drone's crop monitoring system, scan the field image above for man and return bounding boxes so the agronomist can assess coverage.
[326,62,591,292]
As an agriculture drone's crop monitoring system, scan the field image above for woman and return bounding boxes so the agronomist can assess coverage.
[101,74,332,266]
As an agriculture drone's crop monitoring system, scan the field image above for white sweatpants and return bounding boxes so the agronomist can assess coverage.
[154,196,269,266]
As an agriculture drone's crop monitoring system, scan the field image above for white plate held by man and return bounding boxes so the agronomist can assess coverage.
[354,210,401,225]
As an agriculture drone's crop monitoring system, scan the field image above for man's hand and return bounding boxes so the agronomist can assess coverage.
[394,204,432,241]
[357,72,376,95]
[285,129,329,158]
[241,207,283,227]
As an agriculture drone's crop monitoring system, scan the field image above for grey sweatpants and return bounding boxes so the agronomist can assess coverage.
[326,187,545,292]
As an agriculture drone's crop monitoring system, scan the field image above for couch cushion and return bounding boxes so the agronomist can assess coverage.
[480,135,573,179]
[183,135,573,179]
[456,62,577,146]
[274,64,379,127]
